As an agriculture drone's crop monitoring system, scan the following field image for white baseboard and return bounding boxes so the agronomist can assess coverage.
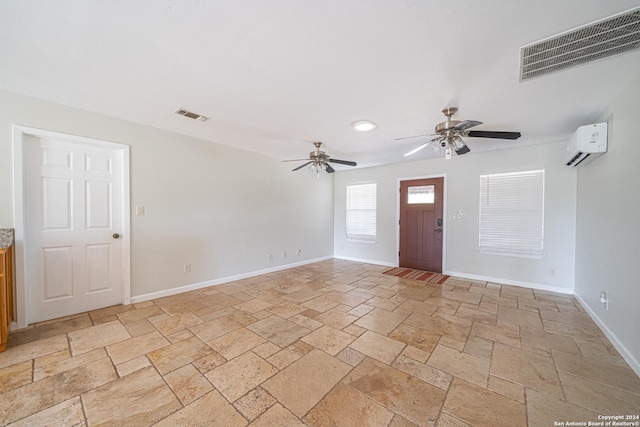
[130,256,333,303]
[333,255,396,267]
[573,293,640,377]
[445,270,574,295]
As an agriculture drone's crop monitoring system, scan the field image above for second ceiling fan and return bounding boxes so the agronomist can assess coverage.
[284,142,357,175]
[398,107,521,159]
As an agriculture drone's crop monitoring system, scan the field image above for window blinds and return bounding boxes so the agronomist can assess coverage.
[479,170,544,257]
[346,183,377,241]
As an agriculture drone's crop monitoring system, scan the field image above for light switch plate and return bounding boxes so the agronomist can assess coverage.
[136,206,145,216]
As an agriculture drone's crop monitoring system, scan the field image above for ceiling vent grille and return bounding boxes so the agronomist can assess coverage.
[520,7,640,81]
[175,108,209,122]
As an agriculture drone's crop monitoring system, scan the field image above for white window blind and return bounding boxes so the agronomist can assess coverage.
[479,170,544,257]
[346,183,377,241]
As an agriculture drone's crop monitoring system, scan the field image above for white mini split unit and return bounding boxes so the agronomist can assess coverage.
[565,122,608,167]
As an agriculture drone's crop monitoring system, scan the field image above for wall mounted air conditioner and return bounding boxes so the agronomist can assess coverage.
[565,122,608,167]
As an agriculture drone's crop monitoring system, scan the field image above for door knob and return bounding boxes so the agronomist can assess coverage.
[433,229,442,233]
[113,233,120,239]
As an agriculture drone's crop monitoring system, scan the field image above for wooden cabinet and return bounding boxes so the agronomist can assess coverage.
[0,243,14,352]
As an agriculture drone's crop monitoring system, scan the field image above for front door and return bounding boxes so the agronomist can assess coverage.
[25,135,125,323]
[399,177,444,272]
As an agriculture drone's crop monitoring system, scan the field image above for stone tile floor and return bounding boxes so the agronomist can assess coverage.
[1,259,639,426]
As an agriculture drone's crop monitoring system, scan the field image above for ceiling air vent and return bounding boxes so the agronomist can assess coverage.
[520,7,640,81]
[175,108,209,122]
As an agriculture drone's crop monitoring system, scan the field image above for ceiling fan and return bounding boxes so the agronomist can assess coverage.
[397,107,521,159]
[283,142,357,175]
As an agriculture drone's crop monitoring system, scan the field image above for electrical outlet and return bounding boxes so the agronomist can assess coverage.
[282,251,287,259]
[184,264,191,273]
[136,206,145,216]
[548,268,556,277]
[268,254,273,261]
[296,249,302,256]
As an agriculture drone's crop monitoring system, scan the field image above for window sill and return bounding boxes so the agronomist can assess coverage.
[346,238,377,244]
[478,249,544,260]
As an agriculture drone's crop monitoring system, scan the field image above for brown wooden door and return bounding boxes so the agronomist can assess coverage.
[399,177,444,272]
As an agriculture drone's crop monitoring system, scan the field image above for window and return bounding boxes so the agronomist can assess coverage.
[407,185,435,204]
[479,169,544,257]
[346,183,377,241]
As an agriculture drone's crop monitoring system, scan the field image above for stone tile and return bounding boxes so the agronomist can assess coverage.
[0,358,116,425]
[560,371,640,414]
[389,323,440,353]
[487,375,525,403]
[323,291,369,307]
[34,348,107,381]
[463,335,493,360]
[304,383,395,426]
[404,312,470,342]
[314,309,358,330]
[193,351,227,374]
[164,363,214,405]
[350,330,406,365]
[301,297,339,312]
[542,319,599,340]
[251,403,305,427]
[148,335,213,375]
[162,298,210,316]
[427,344,489,387]
[454,306,497,325]
[158,389,249,426]
[0,334,69,369]
[106,330,170,365]
[345,357,445,425]
[0,360,32,393]
[520,326,581,355]
[342,323,367,337]
[32,349,71,369]
[288,313,324,330]
[199,293,244,311]
[336,346,367,366]
[439,335,466,351]
[481,294,518,308]
[83,366,180,426]
[540,310,598,330]
[301,325,355,355]
[166,328,194,343]
[526,388,600,427]
[252,342,281,359]
[154,312,204,336]
[491,343,564,398]
[393,354,453,390]
[233,387,276,421]
[208,328,267,359]
[500,285,535,299]
[443,378,526,427]
[348,304,375,317]
[7,315,92,347]
[247,316,311,347]
[437,412,471,427]
[281,289,325,303]
[262,349,351,417]
[123,318,156,337]
[574,338,628,367]
[470,322,521,348]
[116,305,164,324]
[401,345,430,363]
[206,351,278,402]
[497,305,543,329]
[354,308,409,335]
[68,320,131,356]
[116,355,151,377]
[189,315,244,342]
[8,397,85,427]
[266,341,314,370]
[266,302,307,318]
[553,349,640,394]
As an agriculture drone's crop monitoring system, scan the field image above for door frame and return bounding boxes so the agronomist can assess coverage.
[12,125,131,328]
[396,174,448,272]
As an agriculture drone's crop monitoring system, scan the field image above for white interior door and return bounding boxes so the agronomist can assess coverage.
[25,135,125,323]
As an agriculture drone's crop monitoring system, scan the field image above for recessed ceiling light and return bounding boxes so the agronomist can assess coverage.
[351,120,377,132]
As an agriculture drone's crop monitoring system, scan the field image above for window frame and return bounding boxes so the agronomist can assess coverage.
[345,182,377,243]
[478,169,545,258]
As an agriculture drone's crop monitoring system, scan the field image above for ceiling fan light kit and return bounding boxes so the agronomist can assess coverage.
[398,107,521,159]
[283,142,357,176]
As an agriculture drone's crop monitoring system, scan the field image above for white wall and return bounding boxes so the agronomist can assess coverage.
[334,141,577,292]
[574,71,640,373]
[0,90,334,301]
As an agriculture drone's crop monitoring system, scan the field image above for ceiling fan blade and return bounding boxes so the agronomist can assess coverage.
[404,141,432,156]
[453,120,482,131]
[394,133,437,141]
[282,158,311,162]
[329,158,357,166]
[467,130,521,140]
[292,161,312,171]
[455,144,471,155]
[325,163,335,173]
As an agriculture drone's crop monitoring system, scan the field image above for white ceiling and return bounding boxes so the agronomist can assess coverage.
[2,1,640,168]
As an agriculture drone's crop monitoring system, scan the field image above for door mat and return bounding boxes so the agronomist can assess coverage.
[382,267,450,284]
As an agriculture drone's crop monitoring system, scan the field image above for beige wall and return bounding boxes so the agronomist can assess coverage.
[574,71,640,374]
[333,141,578,293]
[0,90,334,302]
